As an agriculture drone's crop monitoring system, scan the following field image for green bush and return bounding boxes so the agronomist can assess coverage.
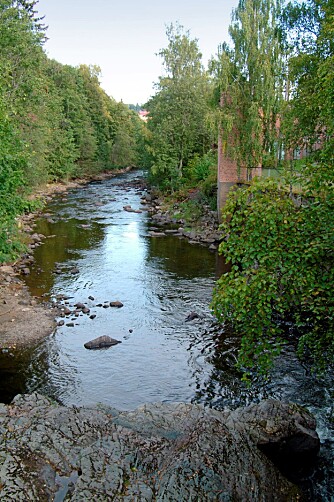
[212,162,334,379]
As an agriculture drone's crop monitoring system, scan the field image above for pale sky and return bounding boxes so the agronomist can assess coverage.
[37,0,239,105]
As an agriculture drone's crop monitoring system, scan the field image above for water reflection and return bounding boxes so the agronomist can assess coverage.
[3,172,219,410]
[147,235,216,278]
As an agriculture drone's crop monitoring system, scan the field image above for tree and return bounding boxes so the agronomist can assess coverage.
[146,23,211,189]
[211,0,285,171]
[110,104,145,167]
[212,0,334,378]
[281,0,334,161]
[0,96,28,261]
[212,164,334,378]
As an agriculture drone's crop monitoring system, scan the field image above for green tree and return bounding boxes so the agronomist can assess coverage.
[0,0,76,184]
[0,96,28,261]
[110,104,145,167]
[146,23,211,189]
[212,0,285,172]
[282,0,334,161]
[212,0,334,378]
[212,164,334,378]
[76,64,117,169]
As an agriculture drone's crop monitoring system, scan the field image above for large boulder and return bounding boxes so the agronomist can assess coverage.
[0,393,319,500]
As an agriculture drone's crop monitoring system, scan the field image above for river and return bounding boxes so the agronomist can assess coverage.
[0,170,332,498]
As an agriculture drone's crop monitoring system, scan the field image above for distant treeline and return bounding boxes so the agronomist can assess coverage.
[0,0,146,260]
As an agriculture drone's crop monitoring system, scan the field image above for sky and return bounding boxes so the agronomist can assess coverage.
[36,0,239,105]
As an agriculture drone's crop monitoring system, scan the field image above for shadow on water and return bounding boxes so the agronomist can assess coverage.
[147,235,216,278]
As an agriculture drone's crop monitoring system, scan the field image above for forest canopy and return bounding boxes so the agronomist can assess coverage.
[0,0,145,261]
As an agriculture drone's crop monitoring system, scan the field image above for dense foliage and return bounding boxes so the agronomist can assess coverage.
[0,0,145,261]
[282,0,334,161]
[212,0,334,376]
[212,163,334,377]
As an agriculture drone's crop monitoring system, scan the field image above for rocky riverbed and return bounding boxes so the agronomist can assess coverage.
[0,393,319,500]
[0,168,134,350]
[0,265,56,350]
[144,191,221,250]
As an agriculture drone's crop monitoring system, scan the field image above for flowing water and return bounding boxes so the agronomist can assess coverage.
[0,170,332,498]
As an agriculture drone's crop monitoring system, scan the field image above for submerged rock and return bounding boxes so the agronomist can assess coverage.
[0,393,317,500]
[185,311,200,322]
[84,335,122,349]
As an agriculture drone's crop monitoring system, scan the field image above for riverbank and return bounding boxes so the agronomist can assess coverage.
[145,189,221,249]
[0,168,222,350]
[0,167,133,350]
[0,265,56,349]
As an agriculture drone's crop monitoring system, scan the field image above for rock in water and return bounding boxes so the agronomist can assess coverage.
[185,311,200,322]
[0,393,319,500]
[84,335,122,349]
[110,301,123,308]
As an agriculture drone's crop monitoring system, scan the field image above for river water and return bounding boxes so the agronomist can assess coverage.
[0,171,332,498]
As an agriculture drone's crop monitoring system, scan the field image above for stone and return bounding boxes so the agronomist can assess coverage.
[0,393,318,500]
[30,233,42,243]
[185,311,200,322]
[75,302,86,310]
[165,229,179,234]
[0,266,15,275]
[110,301,123,308]
[149,231,165,237]
[84,335,122,349]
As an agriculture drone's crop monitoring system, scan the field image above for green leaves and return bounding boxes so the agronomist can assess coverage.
[212,166,334,377]
[146,23,212,190]
[282,0,334,160]
[212,0,285,171]
[0,97,28,261]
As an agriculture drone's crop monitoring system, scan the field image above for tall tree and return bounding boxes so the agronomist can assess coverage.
[212,0,334,378]
[282,0,334,161]
[0,95,28,260]
[212,0,285,172]
[146,23,211,189]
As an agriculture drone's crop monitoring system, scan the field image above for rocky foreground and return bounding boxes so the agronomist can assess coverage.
[0,393,319,500]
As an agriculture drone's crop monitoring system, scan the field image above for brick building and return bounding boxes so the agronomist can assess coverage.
[217,134,262,217]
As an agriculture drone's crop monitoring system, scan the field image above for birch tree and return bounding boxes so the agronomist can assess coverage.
[146,23,211,189]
